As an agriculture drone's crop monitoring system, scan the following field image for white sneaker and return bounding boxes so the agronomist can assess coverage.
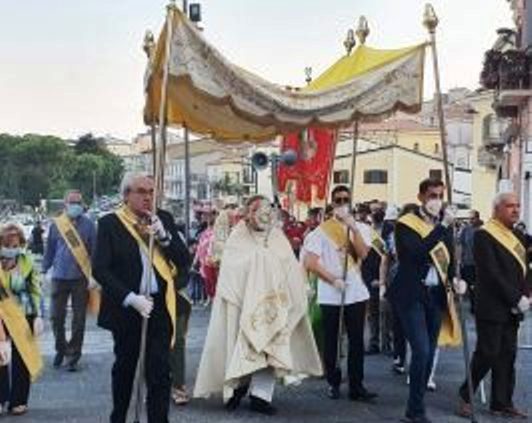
[427,378,436,392]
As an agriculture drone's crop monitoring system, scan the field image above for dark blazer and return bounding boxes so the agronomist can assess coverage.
[93,209,190,333]
[388,209,454,310]
[473,228,530,323]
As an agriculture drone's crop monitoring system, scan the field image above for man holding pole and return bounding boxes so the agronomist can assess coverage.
[304,185,377,401]
[457,192,530,419]
[93,172,190,423]
[388,178,463,423]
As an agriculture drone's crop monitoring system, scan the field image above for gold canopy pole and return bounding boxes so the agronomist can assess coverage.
[132,2,176,422]
[143,31,157,175]
[335,17,367,375]
[424,5,477,423]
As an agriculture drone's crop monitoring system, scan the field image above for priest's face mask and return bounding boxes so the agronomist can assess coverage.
[246,197,276,232]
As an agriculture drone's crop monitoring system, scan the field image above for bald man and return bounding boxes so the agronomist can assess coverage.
[457,193,530,419]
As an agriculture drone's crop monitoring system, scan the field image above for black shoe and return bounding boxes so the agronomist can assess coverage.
[249,395,277,416]
[53,353,64,368]
[349,387,378,402]
[66,354,80,372]
[224,384,249,411]
[401,415,432,423]
[365,345,380,355]
[327,385,340,400]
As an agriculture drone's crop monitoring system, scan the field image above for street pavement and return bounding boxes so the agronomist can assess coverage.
[8,302,532,423]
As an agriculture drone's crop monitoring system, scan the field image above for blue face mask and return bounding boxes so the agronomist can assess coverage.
[66,204,84,218]
[0,247,22,259]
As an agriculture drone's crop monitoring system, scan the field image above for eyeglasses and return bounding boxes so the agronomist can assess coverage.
[130,188,154,197]
[333,196,351,205]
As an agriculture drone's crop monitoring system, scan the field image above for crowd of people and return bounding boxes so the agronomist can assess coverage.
[0,172,530,423]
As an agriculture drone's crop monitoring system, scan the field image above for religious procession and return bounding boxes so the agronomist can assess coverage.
[1,1,532,423]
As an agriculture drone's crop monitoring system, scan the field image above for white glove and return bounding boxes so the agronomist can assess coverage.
[441,205,456,228]
[129,294,154,318]
[33,317,44,337]
[88,277,99,290]
[0,341,11,366]
[149,215,169,242]
[332,278,346,291]
[452,278,468,296]
[516,296,530,313]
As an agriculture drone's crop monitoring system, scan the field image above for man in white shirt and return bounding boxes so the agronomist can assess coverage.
[304,185,378,402]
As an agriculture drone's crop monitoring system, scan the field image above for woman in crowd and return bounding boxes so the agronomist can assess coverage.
[0,223,43,416]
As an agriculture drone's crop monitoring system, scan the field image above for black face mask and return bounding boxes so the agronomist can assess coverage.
[372,210,385,225]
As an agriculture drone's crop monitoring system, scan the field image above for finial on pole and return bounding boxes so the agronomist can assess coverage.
[423,3,439,34]
[344,29,356,55]
[304,67,313,85]
[167,0,177,11]
[143,30,155,58]
[356,16,370,45]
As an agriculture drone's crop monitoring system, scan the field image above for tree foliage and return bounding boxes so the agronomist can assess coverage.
[0,133,124,206]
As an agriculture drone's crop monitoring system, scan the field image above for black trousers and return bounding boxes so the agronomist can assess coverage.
[50,278,88,358]
[391,302,406,364]
[367,286,380,351]
[459,318,519,411]
[110,294,171,423]
[321,302,366,392]
[0,316,34,409]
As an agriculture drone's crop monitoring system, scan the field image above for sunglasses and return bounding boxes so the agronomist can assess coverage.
[333,196,351,205]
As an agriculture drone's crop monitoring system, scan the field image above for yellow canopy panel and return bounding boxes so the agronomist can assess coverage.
[144,7,426,143]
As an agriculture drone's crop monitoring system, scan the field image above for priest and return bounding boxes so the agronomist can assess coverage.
[194,195,322,415]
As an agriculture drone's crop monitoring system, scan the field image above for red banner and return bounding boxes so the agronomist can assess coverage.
[278,128,336,204]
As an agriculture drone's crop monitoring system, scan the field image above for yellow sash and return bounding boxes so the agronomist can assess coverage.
[481,219,527,277]
[371,229,386,258]
[319,218,357,269]
[398,213,451,283]
[54,214,92,281]
[115,206,177,346]
[54,213,100,315]
[0,271,43,381]
[398,212,461,348]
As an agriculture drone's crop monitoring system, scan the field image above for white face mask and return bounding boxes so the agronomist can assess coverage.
[425,199,443,217]
[334,205,350,219]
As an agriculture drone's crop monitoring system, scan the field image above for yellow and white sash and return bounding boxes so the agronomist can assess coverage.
[398,212,461,348]
[319,218,358,269]
[54,213,100,315]
[398,213,451,283]
[370,228,386,258]
[481,219,527,277]
[0,271,43,381]
[115,206,178,346]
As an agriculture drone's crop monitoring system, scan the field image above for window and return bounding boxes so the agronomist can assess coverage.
[333,170,349,184]
[413,143,420,151]
[434,144,440,154]
[364,170,388,184]
[429,169,443,181]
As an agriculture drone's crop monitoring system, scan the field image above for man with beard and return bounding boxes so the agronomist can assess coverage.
[457,192,530,419]
[194,195,322,415]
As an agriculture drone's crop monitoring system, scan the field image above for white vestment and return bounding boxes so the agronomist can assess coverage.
[193,221,323,401]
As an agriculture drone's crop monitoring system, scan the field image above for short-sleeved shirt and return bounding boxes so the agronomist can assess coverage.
[303,221,371,305]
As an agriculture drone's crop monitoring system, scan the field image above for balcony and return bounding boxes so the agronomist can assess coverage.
[480,48,532,117]
[477,146,503,169]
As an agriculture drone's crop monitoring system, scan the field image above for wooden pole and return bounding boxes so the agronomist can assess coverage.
[424,5,477,422]
[133,2,175,422]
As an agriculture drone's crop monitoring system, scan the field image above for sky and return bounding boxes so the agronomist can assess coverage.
[0,0,513,141]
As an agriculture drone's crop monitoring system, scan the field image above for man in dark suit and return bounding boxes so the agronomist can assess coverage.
[388,178,459,423]
[457,192,530,419]
[93,172,190,423]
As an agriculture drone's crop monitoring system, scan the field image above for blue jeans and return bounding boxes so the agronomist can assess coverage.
[397,290,443,418]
